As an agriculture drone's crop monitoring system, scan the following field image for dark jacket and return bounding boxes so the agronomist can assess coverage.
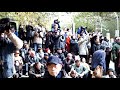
[29,64,45,78]
[112,42,120,62]
[52,35,64,50]
[112,42,120,69]
[70,39,79,55]
[26,25,33,38]
[43,70,70,78]
[92,43,101,55]
[25,55,39,64]
[91,49,106,72]
[63,58,74,73]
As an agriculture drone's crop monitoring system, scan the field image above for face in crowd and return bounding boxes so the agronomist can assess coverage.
[47,63,62,77]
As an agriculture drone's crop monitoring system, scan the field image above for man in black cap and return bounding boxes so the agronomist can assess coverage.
[43,55,70,78]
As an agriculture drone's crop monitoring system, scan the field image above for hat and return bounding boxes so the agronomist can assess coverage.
[108,68,114,72]
[23,40,27,44]
[75,55,80,62]
[45,48,50,52]
[57,47,61,50]
[44,53,49,56]
[47,56,62,65]
[116,37,120,40]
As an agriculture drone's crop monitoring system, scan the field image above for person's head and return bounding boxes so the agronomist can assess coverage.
[38,45,43,52]
[28,48,33,54]
[72,35,76,40]
[62,48,65,52]
[24,43,29,49]
[95,36,100,44]
[107,68,115,76]
[54,24,58,30]
[0,33,4,38]
[23,40,27,44]
[67,53,72,60]
[34,62,42,70]
[104,37,108,42]
[100,45,106,51]
[74,55,81,67]
[34,31,39,37]
[14,49,20,57]
[47,56,63,77]
[81,57,86,63]
[45,48,51,54]
[44,53,49,60]
[54,30,59,36]
[80,27,85,35]
[116,37,120,43]
[70,70,77,78]
[57,48,62,54]
[114,36,118,42]
[30,50,35,57]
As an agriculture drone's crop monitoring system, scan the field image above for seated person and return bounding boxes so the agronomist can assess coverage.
[43,56,70,78]
[29,62,45,78]
[14,49,23,77]
[70,55,89,78]
[68,70,79,78]
[102,68,117,78]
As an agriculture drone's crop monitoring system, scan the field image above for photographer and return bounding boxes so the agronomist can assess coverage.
[0,18,23,78]
[51,19,60,32]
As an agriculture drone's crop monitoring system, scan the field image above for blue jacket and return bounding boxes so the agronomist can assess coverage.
[91,49,106,72]
[0,40,16,78]
[0,32,23,78]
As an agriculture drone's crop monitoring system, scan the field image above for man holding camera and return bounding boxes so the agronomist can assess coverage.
[0,18,23,78]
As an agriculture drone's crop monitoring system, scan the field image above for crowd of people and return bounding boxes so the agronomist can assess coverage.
[0,18,120,78]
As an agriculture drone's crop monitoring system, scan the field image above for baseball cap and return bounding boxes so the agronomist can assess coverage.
[47,56,62,65]
[108,68,114,72]
[75,55,80,62]
[44,53,49,56]
[45,48,50,52]
[116,37,120,40]
[23,40,27,44]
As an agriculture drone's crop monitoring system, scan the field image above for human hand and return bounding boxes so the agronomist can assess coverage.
[35,74,41,78]
[4,29,11,36]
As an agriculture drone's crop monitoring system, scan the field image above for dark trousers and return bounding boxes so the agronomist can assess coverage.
[0,65,3,78]
[106,55,111,71]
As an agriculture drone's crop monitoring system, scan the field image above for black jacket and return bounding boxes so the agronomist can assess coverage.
[70,39,79,55]
[29,64,45,78]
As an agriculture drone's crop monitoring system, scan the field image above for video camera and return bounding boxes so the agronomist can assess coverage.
[52,19,60,30]
[0,18,16,33]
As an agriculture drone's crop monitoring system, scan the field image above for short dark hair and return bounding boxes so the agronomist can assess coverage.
[100,45,106,50]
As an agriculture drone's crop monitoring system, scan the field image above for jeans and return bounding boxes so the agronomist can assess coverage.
[33,43,42,52]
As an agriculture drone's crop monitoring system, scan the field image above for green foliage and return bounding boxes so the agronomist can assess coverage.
[0,12,119,38]
[0,12,59,30]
